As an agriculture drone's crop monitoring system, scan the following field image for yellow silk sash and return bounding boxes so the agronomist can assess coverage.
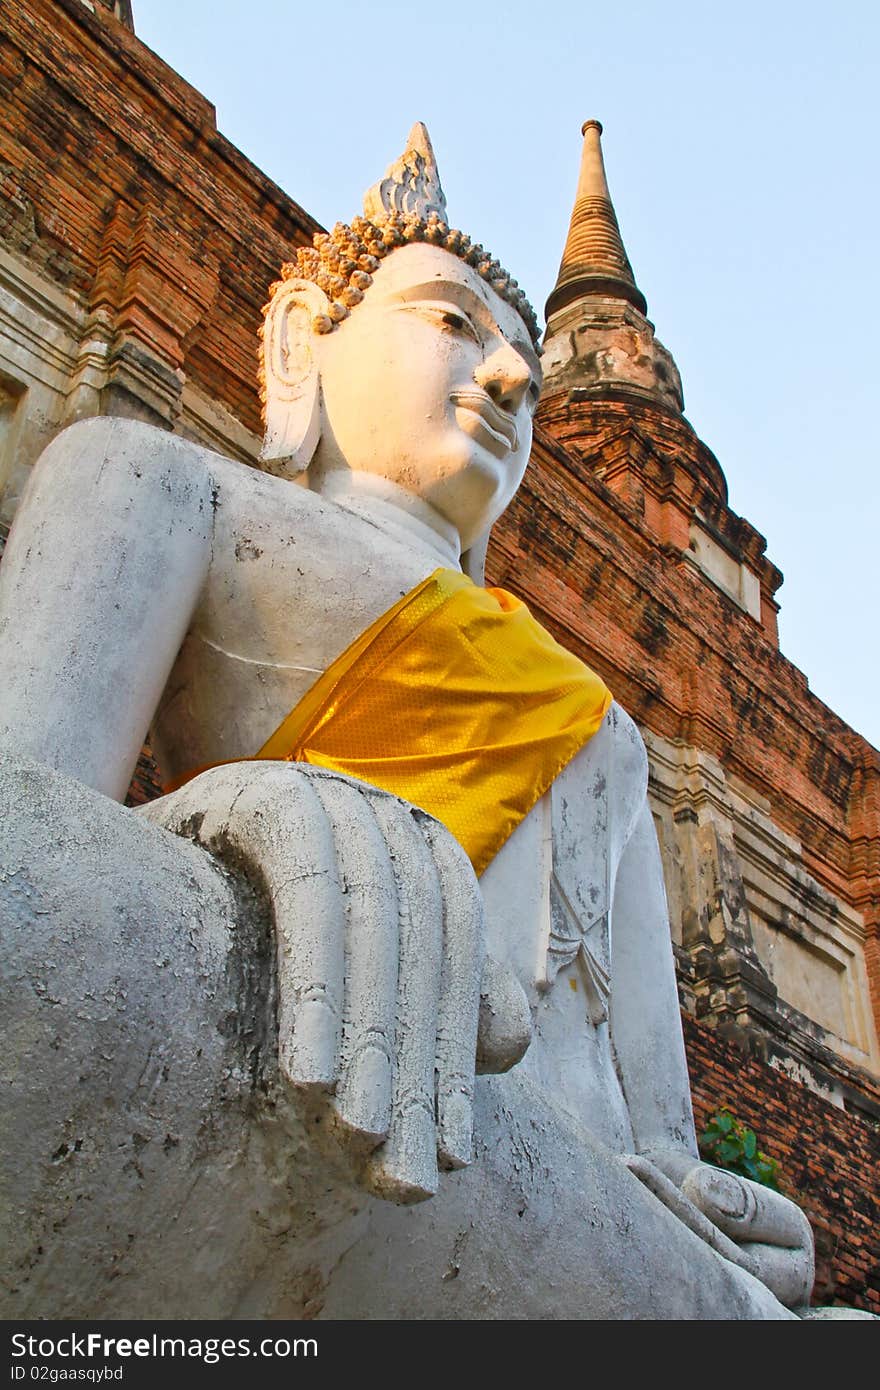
[255,568,612,875]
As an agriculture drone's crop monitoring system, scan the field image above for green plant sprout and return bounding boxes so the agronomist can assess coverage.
[699,1108,781,1191]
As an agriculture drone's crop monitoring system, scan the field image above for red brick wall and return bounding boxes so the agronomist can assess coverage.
[684,1015,880,1312]
[0,0,320,433]
[124,744,163,806]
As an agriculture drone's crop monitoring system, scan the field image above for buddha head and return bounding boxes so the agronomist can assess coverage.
[259,125,542,576]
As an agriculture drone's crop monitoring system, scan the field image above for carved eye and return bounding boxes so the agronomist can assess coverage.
[440,310,477,337]
[407,302,482,341]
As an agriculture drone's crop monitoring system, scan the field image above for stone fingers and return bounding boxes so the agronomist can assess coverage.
[364,795,445,1202]
[681,1165,813,1250]
[139,764,347,1090]
[246,769,346,1089]
[141,763,485,1207]
[309,774,398,1142]
[629,1153,815,1307]
[723,1241,814,1309]
[420,817,484,1171]
[679,1163,815,1307]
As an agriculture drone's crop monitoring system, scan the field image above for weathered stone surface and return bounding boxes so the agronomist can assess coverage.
[1,752,799,1320]
[542,295,684,415]
[0,3,875,1311]
[0,180,814,1315]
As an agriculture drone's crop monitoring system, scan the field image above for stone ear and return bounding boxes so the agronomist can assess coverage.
[259,277,328,478]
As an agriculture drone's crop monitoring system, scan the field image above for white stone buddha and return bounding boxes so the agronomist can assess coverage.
[0,126,813,1319]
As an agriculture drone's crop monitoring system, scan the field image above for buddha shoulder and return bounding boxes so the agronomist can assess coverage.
[26,416,219,528]
[41,416,348,564]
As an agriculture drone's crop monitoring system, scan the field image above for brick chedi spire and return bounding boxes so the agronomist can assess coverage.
[537,121,784,637]
[541,119,684,419]
[546,120,646,319]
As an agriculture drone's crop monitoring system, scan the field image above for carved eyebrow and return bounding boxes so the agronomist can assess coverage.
[390,277,489,307]
[391,279,542,380]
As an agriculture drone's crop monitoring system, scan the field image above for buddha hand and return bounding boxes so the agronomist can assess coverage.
[626,1147,815,1308]
[137,760,490,1203]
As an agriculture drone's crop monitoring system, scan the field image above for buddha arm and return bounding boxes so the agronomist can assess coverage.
[609,796,698,1157]
[0,417,488,1205]
[0,417,215,799]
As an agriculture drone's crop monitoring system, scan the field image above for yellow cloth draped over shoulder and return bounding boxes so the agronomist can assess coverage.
[252,568,612,876]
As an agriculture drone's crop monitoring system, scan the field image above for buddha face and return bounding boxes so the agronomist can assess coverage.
[308,243,542,552]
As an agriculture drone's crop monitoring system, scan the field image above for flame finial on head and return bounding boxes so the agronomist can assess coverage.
[363,122,447,222]
[264,123,539,346]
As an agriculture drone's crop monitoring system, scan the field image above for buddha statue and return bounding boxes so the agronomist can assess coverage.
[0,126,814,1319]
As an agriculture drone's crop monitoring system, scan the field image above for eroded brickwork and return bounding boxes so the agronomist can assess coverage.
[124,743,163,807]
[684,1014,880,1312]
[0,0,319,437]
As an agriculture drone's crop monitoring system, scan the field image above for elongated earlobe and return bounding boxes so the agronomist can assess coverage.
[260,277,328,478]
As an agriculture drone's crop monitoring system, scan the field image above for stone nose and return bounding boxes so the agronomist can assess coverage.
[474,342,532,415]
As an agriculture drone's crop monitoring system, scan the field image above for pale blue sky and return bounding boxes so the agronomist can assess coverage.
[135,0,880,750]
